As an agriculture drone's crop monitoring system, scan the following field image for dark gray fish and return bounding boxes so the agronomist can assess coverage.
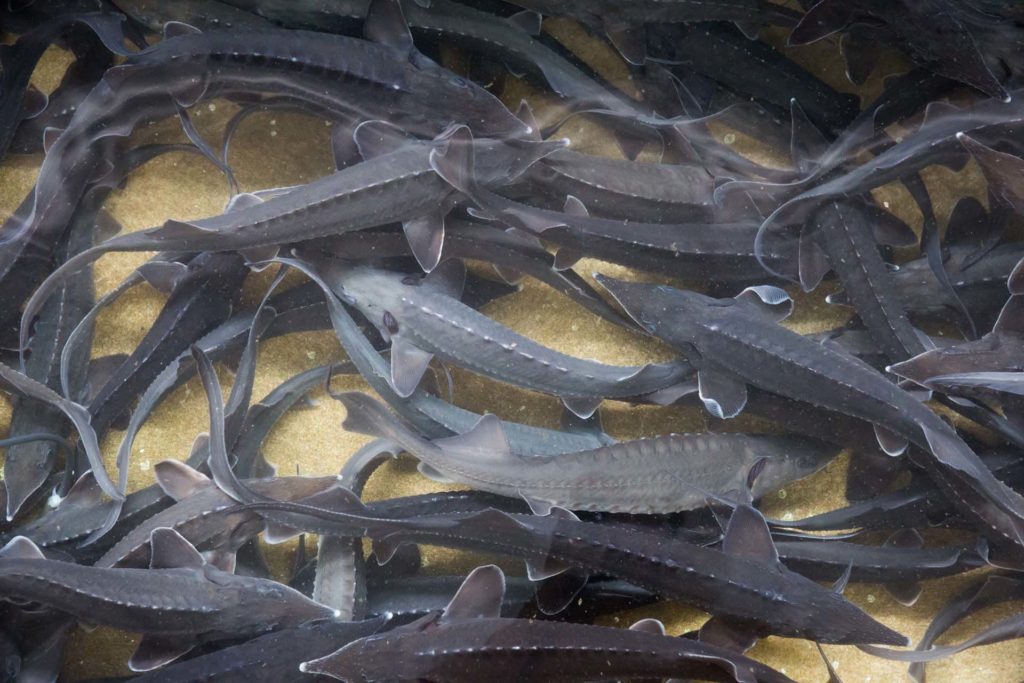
[501,0,799,64]
[0,530,337,671]
[93,463,337,568]
[225,492,906,644]
[335,390,835,513]
[802,199,925,363]
[890,295,1024,397]
[192,346,904,646]
[273,252,614,454]
[596,276,1024,565]
[128,616,390,683]
[322,260,692,417]
[429,126,790,282]
[0,12,135,161]
[302,564,797,683]
[789,0,1007,100]
[112,0,272,31]
[520,146,720,223]
[22,128,561,339]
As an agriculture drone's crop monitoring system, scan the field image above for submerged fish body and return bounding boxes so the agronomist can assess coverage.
[337,391,835,513]
[326,263,691,412]
[598,277,1024,563]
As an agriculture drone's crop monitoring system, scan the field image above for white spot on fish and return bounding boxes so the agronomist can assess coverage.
[207,103,216,112]
[723,133,736,145]
[47,491,64,508]
[776,489,787,499]
[306,350,317,360]
[867,593,877,603]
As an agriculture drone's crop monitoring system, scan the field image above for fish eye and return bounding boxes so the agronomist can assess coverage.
[449,75,469,88]
[383,311,400,335]
[401,275,421,286]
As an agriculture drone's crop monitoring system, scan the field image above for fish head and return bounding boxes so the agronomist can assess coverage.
[301,616,435,681]
[594,275,721,342]
[324,263,411,340]
[206,567,337,626]
[749,439,836,498]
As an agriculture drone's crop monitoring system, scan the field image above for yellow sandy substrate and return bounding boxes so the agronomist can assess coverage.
[0,18,1021,682]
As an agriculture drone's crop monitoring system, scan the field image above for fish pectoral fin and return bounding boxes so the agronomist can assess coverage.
[153,459,212,502]
[129,634,196,672]
[734,286,794,322]
[372,535,403,565]
[697,369,748,419]
[148,528,206,570]
[884,581,922,607]
[364,0,416,59]
[442,564,506,621]
[535,568,589,616]
[604,21,646,65]
[873,424,908,456]
[417,461,454,484]
[698,616,759,654]
[136,260,188,294]
[524,555,571,581]
[722,504,782,569]
[552,247,583,271]
[389,337,434,398]
[435,413,511,461]
[403,211,446,273]
[561,395,602,420]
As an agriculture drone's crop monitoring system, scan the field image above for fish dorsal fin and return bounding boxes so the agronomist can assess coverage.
[722,504,781,568]
[163,21,201,39]
[563,195,589,217]
[154,460,212,501]
[507,10,542,35]
[789,98,829,174]
[405,211,446,272]
[799,228,831,292]
[186,433,211,466]
[629,618,666,635]
[734,286,793,322]
[389,338,434,398]
[922,100,963,127]
[435,413,511,461]
[422,257,466,299]
[137,260,188,294]
[994,295,1024,337]
[515,100,541,140]
[0,536,45,560]
[354,120,413,160]
[148,527,206,570]
[885,528,924,549]
[62,471,103,509]
[364,0,415,58]
[225,192,264,213]
[560,395,602,419]
[442,564,506,621]
[42,127,63,154]
[429,125,477,197]
[958,133,1024,214]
